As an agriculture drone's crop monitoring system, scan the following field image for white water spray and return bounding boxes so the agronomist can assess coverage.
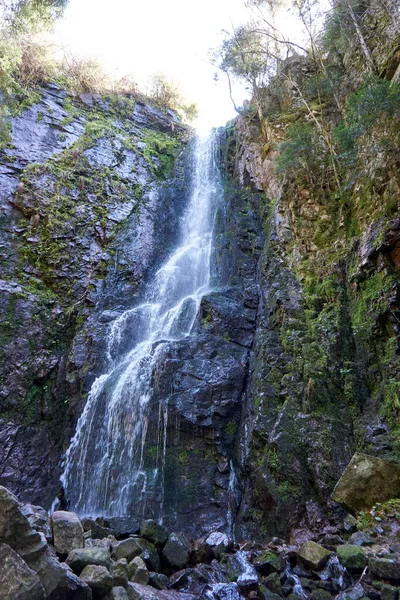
[60,134,222,517]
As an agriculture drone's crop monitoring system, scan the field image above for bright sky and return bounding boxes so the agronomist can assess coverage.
[54,0,252,132]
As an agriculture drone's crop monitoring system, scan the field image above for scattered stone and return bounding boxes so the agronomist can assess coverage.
[140,520,168,546]
[162,532,190,569]
[21,504,52,542]
[0,542,45,600]
[51,510,84,554]
[106,518,140,539]
[205,531,231,558]
[80,564,114,595]
[0,486,42,551]
[298,541,331,570]
[254,551,285,575]
[18,532,48,561]
[342,515,358,534]
[332,453,400,512]
[137,538,160,572]
[311,589,332,600]
[336,545,367,572]
[86,538,114,551]
[105,586,130,600]
[148,571,169,590]
[262,572,282,594]
[113,538,143,562]
[168,568,193,589]
[128,582,197,599]
[81,517,114,539]
[190,537,214,564]
[320,534,345,548]
[113,558,129,588]
[66,546,112,574]
[340,583,366,600]
[213,582,242,600]
[349,532,373,547]
[369,557,400,580]
[129,556,149,584]
[373,583,398,600]
[293,564,312,578]
[259,585,284,600]
[27,544,67,597]
[64,569,93,600]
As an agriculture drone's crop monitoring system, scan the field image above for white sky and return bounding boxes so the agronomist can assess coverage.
[53,0,252,132]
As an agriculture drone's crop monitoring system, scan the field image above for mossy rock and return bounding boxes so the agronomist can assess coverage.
[336,545,367,572]
[262,572,282,595]
[310,590,332,600]
[298,541,331,570]
[369,557,400,581]
[373,583,399,600]
[332,453,400,513]
[259,586,283,600]
[253,551,285,575]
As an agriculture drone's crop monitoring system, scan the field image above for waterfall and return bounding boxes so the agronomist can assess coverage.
[60,133,222,518]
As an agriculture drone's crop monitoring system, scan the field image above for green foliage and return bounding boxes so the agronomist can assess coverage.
[357,499,400,529]
[277,122,324,183]
[57,54,106,93]
[322,0,369,59]
[148,73,198,122]
[0,0,68,32]
[224,420,237,435]
[351,270,393,340]
[142,129,180,178]
[0,3,60,133]
[0,104,11,149]
[334,78,400,174]
[217,25,270,88]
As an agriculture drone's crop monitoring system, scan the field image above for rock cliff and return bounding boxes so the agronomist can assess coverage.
[0,85,191,506]
[0,0,399,548]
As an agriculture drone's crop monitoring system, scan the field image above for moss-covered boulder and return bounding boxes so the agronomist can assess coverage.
[336,545,367,572]
[369,557,400,581]
[139,520,168,546]
[253,551,285,575]
[332,453,400,512]
[65,547,112,574]
[263,572,283,595]
[310,590,332,600]
[298,541,331,570]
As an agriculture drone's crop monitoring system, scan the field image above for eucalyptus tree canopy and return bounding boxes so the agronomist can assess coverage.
[0,0,68,30]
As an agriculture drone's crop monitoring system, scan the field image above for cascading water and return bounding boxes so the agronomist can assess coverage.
[60,133,222,518]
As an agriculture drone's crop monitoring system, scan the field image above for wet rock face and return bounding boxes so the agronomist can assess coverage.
[218,119,381,541]
[121,178,265,536]
[0,85,190,507]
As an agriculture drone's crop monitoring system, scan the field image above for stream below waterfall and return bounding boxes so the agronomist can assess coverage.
[60,132,222,518]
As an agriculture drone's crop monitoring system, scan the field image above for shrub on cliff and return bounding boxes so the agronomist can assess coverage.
[334,77,400,178]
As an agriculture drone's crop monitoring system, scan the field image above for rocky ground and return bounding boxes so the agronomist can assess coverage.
[2,473,400,600]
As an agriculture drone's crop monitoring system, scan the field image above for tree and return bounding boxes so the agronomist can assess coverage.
[0,0,68,30]
[213,24,276,138]
[148,73,198,122]
[324,0,376,75]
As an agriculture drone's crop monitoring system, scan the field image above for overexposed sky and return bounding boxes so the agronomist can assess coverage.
[54,0,252,131]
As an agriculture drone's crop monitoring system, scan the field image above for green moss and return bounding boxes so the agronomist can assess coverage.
[224,420,237,435]
[142,129,180,179]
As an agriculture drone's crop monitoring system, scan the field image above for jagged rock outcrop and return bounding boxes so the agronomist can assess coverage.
[216,1,400,539]
[0,84,191,507]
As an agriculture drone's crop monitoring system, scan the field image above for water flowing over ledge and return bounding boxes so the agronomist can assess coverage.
[60,132,223,519]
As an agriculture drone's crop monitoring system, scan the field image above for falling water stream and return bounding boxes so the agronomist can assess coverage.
[60,133,222,518]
